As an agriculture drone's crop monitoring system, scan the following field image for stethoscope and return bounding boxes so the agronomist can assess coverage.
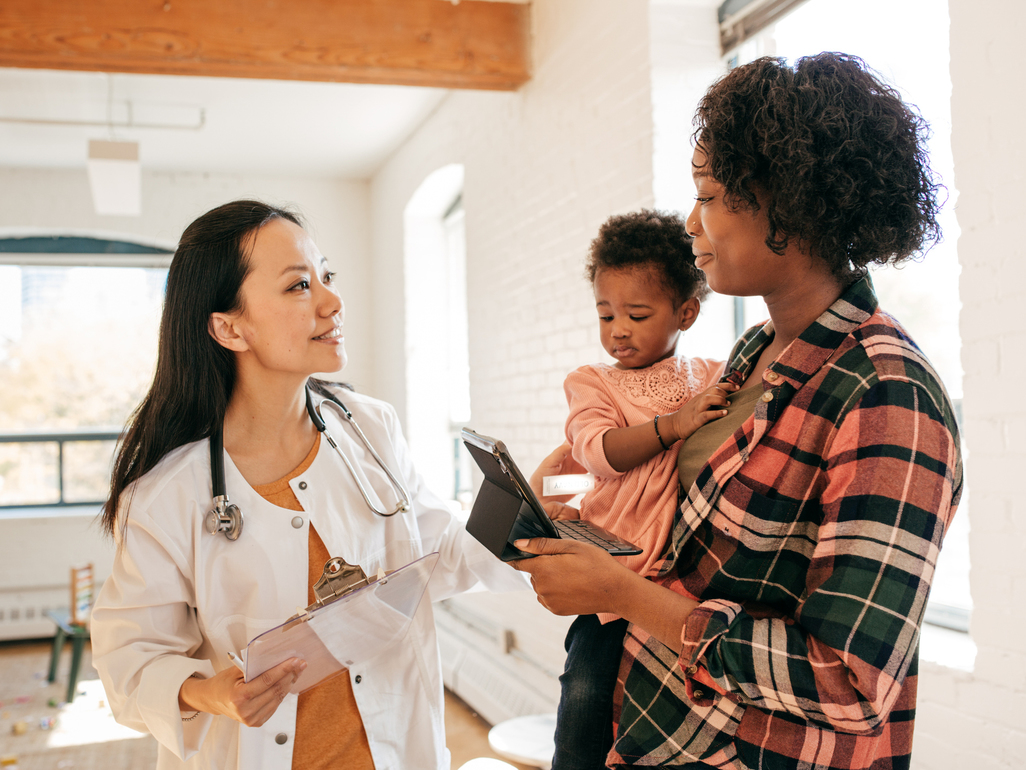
[204,382,412,541]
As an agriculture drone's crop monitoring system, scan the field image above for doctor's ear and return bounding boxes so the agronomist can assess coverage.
[208,312,249,352]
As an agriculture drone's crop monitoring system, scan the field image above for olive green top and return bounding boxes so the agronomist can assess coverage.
[677,383,763,495]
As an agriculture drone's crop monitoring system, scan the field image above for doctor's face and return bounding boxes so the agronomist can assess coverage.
[230,218,346,378]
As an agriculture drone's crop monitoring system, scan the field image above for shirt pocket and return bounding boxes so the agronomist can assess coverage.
[714,476,801,555]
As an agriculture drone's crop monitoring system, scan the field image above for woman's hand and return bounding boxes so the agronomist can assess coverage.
[665,380,738,443]
[178,657,307,727]
[529,442,588,504]
[511,538,636,617]
[512,538,699,652]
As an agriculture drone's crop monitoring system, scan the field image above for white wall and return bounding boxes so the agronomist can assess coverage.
[0,167,375,391]
[910,2,1026,767]
[370,0,689,714]
[372,0,1026,760]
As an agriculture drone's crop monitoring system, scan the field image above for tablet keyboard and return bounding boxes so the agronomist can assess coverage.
[554,519,641,554]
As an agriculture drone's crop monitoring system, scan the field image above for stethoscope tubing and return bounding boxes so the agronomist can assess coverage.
[205,382,412,540]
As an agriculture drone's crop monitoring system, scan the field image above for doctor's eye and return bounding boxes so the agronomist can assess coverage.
[324,271,337,285]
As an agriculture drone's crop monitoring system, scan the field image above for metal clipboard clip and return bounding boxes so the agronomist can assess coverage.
[288,557,387,624]
[245,551,440,692]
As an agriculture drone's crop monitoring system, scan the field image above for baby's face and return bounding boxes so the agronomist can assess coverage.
[594,266,684,369]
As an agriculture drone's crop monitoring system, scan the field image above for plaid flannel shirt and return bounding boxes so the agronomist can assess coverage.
[609,276,962,770]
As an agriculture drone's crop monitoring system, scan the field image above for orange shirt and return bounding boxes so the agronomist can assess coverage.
[252,439,376,770]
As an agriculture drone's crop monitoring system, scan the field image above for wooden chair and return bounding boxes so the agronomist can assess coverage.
[44,563,93,703]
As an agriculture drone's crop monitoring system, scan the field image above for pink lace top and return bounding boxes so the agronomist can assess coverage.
[564,355,725,621]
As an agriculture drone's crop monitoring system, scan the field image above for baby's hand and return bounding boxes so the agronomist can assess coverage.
[530,442,587,503]
[667,381,739,441]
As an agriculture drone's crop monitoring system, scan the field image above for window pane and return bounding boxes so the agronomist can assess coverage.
[0,265,165,507]
[64,439,119,504]
[0,442,59,505]
[765,0,969,619]
[0,265,165,430]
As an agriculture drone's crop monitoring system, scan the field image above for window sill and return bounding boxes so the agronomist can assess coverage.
[920,622,975,672]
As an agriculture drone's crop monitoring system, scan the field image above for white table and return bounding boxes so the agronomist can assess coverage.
[487,713,557,770]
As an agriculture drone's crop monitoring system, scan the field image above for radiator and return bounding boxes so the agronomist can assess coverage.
[435,595,565,725]
[0,505,113,641]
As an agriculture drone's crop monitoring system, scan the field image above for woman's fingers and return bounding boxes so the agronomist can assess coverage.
[511,539,628,616]
[230,658,306,727]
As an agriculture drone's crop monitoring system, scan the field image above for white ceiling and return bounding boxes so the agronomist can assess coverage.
[0,67,448,179]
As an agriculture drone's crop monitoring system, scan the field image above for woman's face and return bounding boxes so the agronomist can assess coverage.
[221,218,346,378]
[687,145,781,298]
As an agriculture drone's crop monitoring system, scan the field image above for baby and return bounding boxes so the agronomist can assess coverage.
[552,209,733,770]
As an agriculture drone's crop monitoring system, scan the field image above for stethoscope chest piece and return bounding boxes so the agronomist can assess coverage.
[205,498,243,541]
[207,425,243,541]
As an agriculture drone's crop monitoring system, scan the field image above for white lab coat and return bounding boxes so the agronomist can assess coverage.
[91,390,525,770]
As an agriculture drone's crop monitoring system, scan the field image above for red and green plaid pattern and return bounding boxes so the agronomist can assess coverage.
[609,276,962,770]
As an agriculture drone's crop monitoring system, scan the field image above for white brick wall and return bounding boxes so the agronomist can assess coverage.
[370,0,1026,757]
[909,1,1026,767]
[370,0,661,468]
[369,0,672,714]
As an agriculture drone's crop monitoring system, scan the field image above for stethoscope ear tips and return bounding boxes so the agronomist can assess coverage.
[205,503,244,541]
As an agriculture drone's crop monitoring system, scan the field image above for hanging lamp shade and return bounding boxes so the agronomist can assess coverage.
[87,139,140,216]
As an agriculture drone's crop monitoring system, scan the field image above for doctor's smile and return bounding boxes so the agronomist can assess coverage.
[313,325,343,342]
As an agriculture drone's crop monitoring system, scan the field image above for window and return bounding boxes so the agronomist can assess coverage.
[728,0,970,630]
[0,237,171,507]
[402,165,472,511]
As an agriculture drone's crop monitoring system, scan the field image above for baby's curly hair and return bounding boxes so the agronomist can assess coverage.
[585,209,709,305]
[693,52,943,278]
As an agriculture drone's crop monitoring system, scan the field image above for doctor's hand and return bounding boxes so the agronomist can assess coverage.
[178,657,307,727]
[510,538,636,617]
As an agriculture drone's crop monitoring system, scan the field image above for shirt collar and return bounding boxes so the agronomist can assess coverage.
[725,274,879,390]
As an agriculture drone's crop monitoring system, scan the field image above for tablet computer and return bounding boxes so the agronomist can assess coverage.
[461,428,642,561]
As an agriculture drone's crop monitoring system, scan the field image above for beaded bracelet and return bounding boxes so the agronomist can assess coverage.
[653,414,672,451]
[182,673,202,721]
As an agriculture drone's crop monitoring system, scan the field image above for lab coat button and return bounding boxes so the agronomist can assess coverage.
[355,675,362,684]
[291,517,304,529]
[298,481,308,490]
[275,733,288,745]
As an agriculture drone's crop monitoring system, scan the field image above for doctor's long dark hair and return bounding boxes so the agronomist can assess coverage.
[100,200,303,538]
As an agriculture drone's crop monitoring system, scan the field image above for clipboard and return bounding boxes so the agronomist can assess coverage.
[241,551,439,694]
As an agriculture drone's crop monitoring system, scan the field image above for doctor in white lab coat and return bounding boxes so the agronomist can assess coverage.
[91,200,524,770]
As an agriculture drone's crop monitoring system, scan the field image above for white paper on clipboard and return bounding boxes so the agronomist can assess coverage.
[243,551,439,694]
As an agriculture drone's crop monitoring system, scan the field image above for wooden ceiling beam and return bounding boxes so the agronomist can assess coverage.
[0,0,531,90]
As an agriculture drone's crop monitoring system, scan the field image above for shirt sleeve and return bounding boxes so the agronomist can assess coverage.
[675,377,961,734]
[91,509,217,760]
[564,367,626,479]
[377,401,529,601]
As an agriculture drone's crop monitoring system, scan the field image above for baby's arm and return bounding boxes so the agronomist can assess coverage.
[602,380,737,472]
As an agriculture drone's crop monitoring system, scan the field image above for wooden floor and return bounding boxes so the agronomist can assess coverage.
[0,638,533,770]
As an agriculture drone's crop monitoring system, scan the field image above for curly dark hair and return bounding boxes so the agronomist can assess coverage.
[693,52,943,278]
[585,209,709,304]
